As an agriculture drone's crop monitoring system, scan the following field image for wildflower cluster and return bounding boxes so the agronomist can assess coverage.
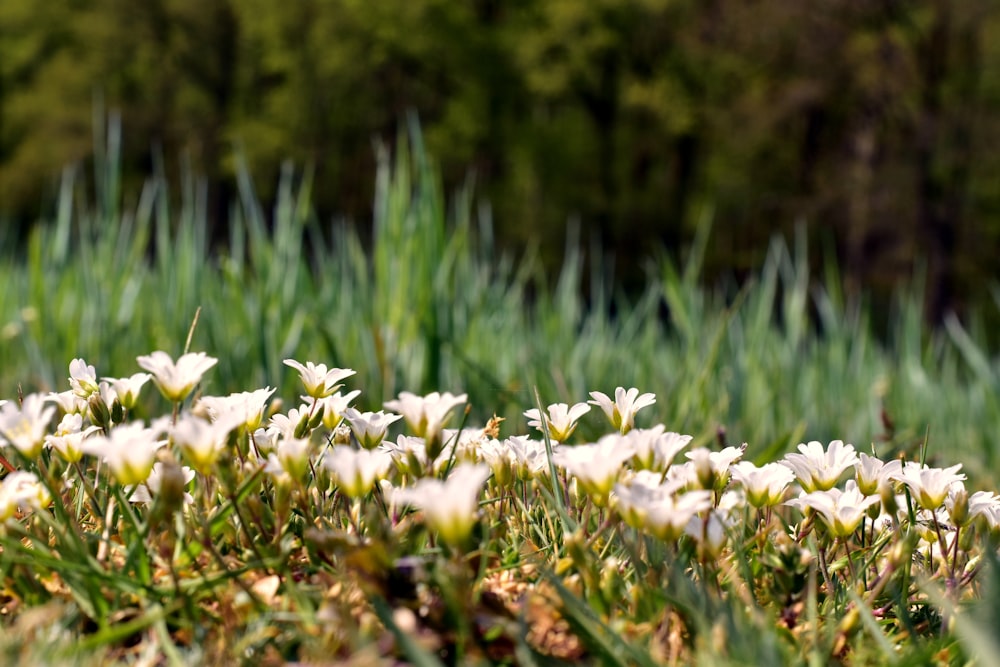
[0,359,996,664]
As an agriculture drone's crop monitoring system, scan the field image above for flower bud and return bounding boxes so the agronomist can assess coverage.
[88,394,111,430]
[308,405,325,431]
[879,481,898,516]
[151,457,188,522]
[332,425,352,446]
[837,607,860,636]
[694,455,715,491]
[949,489,970,527]
[959,523,976,553]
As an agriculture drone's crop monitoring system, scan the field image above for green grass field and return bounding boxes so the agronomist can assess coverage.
[0,123,999,664]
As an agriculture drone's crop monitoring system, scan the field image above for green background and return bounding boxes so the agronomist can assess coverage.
[3,0,1000,317]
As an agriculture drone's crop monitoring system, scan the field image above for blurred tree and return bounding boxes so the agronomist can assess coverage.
[1,0,1000,317]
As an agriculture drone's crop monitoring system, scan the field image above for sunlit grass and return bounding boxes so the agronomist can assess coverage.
[2,122,999,492]
[1,119,1000,663]
[0,353,997,665]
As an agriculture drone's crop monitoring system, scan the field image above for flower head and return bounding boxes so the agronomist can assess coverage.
[502,435,564,480]
[128,462,196,505]
[781,440,858,492]
[552,434,636,505]
[966,491,1000,531]
[613,475,712,542]
[45,413,101,463]
[854,452,902,497]
[0,393,57,459]
[171,411,244,474]
[588,387,656,434]
[0,472,51,521]
[393,464,491,547]
[306,390,362,430]
[196,387,275,431]
[83,422,165,485]
[69,358,100,398]
[523,402,591,442]
[283,359,356,398]
[685,510,730,558]
[786,480,881,538]
[893,462,966,511]
[383,391,467,450]
[324,446,393,498]
[101,373,152,411]
[684,445,745,491]
[46,390,87,415]
[731,461,796,508]
[342,408,403,450]
[137,351,218,403]
[627,426,692,471]
[269,404,313,441]
[264,437,313,481]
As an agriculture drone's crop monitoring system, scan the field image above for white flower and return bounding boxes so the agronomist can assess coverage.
[685,510,729,558]
[251,427,280,459]
[854,452,902,497]
[128,462,195,505]
[663,461,700,490]
[612,478,712,542]
[69,358,100,398]
[504,436,557,479]
[383,391,467,442]
[383,434,431,475]
[613,472,686,531]
[645,491,715,542]
[101,373,152,410]
[893,462,966,511]
[731,461,796,508]
[477,438,518,485]
[324,446,393,498]
[306,390,362,430]
[269,404,312,441]
[83,422,165,485]
[684,445,745,491]
[523,402,591,441]
[0,471,50,521]
[0,393,56,459]
[552,434,636,505]
[786,480,881,538]
[45,413,101,463]
[342,408,403,450]
[392,463,491,547]
[588,387,656,434]
[441,427,489,456]
[967,491,1000,530]
[137,351,218,403]
[46,390,87,415]
[264,437,312,481]
[717,488,747,519]
[781,440,858,492]
[89,381,118,424]
[171,411,244,473]
[627,426,692,471]
[196,387,275,431]
[283,359,356,398]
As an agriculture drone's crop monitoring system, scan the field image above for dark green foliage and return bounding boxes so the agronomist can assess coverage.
[2,1,1000,314]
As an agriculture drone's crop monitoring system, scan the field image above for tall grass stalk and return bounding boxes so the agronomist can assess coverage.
[1,117,998,484]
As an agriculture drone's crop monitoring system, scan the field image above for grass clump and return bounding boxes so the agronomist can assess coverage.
[2,120,1000,491]
[0,351,997,664]
[2,118,1000,663]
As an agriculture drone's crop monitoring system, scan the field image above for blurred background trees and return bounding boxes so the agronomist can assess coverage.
[2,0,999,319]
